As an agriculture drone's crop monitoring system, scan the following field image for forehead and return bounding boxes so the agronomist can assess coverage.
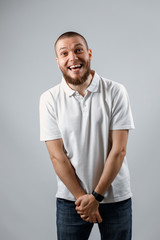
[56,36,87,52]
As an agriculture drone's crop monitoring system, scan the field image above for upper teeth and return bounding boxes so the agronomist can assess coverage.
[69,65,81,69]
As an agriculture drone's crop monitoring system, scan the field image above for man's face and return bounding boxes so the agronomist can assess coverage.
[55,36,92,85]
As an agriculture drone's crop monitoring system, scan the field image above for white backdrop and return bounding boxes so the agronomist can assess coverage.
[1,1,160,239]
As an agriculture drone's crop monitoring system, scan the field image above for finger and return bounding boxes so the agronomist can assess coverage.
[77,210,86,215]
[80,215,89,221]
[81,214,96,223]
[75,205,81,210]
[95,212,103,223]
[91,216,98,223]
[89,214,100,223]
[75,206,83,212]
[85,217,92,223]
[81,214,88,219]
[77,209,88,215]
[76,205,87,212]
[77,210,87,215]
[75,197,82,206]
[87,216,95,223]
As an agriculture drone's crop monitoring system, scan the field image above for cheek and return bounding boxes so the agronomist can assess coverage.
[58,58,67,66]
[59,63,67,71]
[84,56,90,63]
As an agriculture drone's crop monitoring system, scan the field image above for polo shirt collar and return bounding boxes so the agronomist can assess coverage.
[61,71,100,96]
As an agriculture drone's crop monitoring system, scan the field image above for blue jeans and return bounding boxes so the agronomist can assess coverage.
[56,198,132,240]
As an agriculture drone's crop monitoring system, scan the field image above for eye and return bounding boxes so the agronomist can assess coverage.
[75,48,83,53]
[61,52,67,56]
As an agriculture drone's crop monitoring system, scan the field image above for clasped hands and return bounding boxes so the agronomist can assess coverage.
[75,194,102,223]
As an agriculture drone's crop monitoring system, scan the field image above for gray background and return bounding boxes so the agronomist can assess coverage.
[1,0,160,239]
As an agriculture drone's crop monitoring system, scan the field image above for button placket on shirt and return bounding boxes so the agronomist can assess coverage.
[74,91,88,113]
[82,101,88,112]
[82,93,89,113]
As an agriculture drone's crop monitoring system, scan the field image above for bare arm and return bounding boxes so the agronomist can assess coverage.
[76,130,129,220]
[45,139,86,199]
[45,139,102,223]
[94,129,129,195]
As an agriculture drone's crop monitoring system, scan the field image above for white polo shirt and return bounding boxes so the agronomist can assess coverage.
[39,71,135,203]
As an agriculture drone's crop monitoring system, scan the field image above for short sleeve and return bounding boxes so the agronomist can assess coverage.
[110,84,135,130]
[39,92,62,141]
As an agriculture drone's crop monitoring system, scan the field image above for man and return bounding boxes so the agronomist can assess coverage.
[39,31,135,240]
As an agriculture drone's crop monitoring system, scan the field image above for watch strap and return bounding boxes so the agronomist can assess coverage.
[92,190,104,202]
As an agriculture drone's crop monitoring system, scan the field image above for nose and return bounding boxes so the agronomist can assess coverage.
[68,51,78,61]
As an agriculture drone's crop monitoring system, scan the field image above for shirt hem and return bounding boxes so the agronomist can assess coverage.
[101,192,133,204]
[40,135,62,141]
[55,192,133,203]
[110,125,135,130]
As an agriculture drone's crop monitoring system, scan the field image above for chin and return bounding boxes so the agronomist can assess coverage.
[64,76,86,85]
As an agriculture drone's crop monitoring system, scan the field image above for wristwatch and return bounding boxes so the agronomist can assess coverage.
[92,190,104,202]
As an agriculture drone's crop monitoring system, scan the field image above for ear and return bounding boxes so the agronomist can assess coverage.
[88,49,93,60]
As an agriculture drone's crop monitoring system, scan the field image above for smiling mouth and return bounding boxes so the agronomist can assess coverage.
[68,64,82,71]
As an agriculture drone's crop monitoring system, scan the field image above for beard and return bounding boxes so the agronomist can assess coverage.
[60,60,91,86]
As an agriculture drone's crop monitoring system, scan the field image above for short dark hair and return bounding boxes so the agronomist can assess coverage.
[54,31,89,54]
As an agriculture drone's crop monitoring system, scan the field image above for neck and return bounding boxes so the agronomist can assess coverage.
[67,70,95,96]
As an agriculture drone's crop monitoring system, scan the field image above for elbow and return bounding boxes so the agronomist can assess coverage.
[120,149,127,158]
[50,154,57,163]
[49,154,57,167]
[113,148,127,159]
[49,152,67,166]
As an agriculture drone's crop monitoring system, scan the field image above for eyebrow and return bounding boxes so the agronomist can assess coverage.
[58,43,84,52]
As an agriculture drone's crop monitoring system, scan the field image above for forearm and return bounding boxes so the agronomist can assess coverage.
[95,150,126,196]
[51,153,86,199]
